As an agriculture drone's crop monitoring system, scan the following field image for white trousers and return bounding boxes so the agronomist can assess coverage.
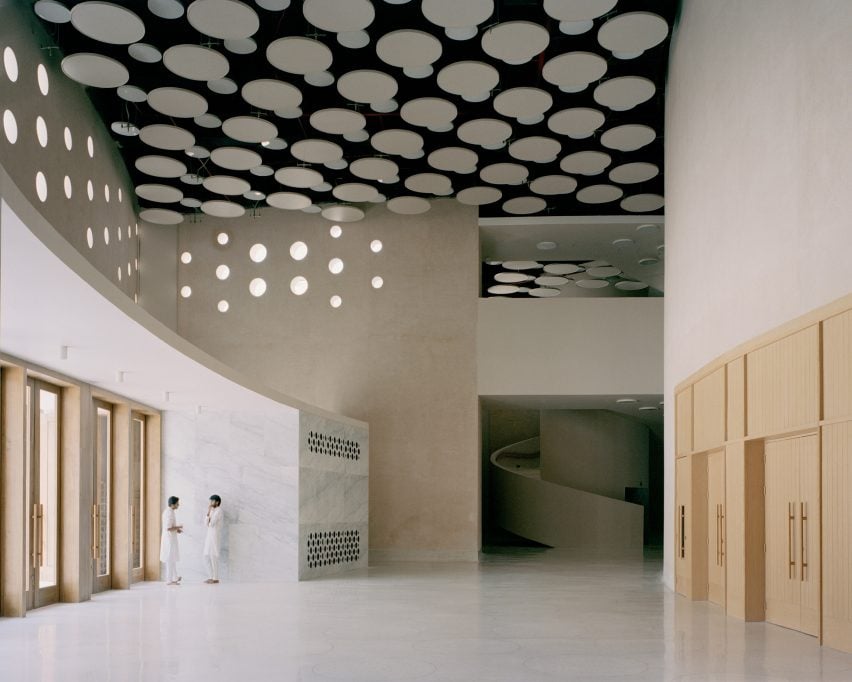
[164,557,178,583]
[205,554,219,580]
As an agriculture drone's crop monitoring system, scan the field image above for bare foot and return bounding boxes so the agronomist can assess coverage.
[211,579,220,584]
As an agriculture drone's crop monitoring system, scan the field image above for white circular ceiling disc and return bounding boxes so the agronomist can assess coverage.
[210,146,262,171]
[457,118,512,148]
[221,116,278,143]
[266,37,333,75]
[303,0,375,33]
[135,155,187,178]
[376,30,442,68]
[621,194,665,212]
[117,84,147,102]
[274,167,324,188]
[542,51,607,91]
[493,87,553,120]
[508,136,562,164]
[530,175,578,195]
[241,79,302,111]
[576,184,624,204]
[61,53,129,88]
[139,124,195,151]
[34,1,72,23]
[543,0,616,21]
[428,147,478,174]
[350,157,399,181]
[480,163,528,186]
[337,70,398,104]
[147,87,208,118]
[267,192,312,210]
[370,129,424,157]
[187,0,260,40]
[310,108,366,135]
[405,173,453,196]
[481,21,549,65]
[503,197,547,215]
[333,183,379,202]
[615,281,649,291]
[601,124,657,152]
[139,208,183,225]
[128,43,161,63]
[148,0,184,19]
[202,200,246,218]
[456,186,501,206]
[594,76,656,111]
[543,263,582,275]
[322,205,366,222]
[136,183,183,203]
[386,196,431,215]
[576,279,610,289]
[547,108,606,139]
[400,97,457,129]
[290,138,343,164]
[71,2,145,45]
[436,61,498,100]
[609,162,659,184]
[560,151,611,176]
[598,12,669,55]
[422,0,493,28]
[203,175,251,196]
[163,44,229,81]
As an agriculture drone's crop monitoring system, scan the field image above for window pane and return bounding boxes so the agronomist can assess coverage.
[96,407,111,577]
[131,417,144,570]
[38,389,58,588]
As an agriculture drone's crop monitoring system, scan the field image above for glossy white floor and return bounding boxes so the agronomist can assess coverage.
[2,549,852,681]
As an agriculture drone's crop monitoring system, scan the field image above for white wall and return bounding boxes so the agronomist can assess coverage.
[664,0,852,586]
[478,298,663,396]
[540,410,649,500]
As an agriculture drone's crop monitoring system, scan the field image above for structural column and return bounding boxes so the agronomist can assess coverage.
[1,366,27,616]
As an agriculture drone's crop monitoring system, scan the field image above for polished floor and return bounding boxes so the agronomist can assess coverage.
[2,549,852,681]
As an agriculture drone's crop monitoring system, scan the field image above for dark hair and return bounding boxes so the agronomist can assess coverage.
[209,494,221,504]
[168,496,179,506]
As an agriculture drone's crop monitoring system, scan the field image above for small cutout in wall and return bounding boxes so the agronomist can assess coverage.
[307,431,361,461]
[306,530,361,569]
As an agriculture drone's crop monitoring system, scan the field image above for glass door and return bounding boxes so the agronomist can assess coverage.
[92,400,112,593]
[26,379,61,610]
[130,413,145,582]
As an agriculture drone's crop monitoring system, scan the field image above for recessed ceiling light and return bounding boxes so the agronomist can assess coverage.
[616,398,637,404]
[536,241,557,250]
[638,406,658,412]
[612,238,634,248]
[639,257,659,266]
[636,223,660,234]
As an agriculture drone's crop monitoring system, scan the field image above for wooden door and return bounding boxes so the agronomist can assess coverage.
[675,457,690,596]
[707,449,726,607]
[765,437,800,631]
[796,434,820,636]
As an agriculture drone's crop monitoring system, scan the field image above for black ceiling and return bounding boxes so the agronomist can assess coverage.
[34,0,677,221]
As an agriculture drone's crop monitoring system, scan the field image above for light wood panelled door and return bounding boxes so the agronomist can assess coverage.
[707,449,726,608]
[764,433,819,637]
[675,457,690,596]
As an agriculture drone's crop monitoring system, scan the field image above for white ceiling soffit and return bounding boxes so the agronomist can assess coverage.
[34,0,674,221]
[0,199,360,424]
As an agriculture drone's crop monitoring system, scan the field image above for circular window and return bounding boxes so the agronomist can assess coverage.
[372,276,384,289]
[127,225,131,239]
[104,185,110,202]
[328,258,344,274]
[117,267,122,281]
[180,251,192,264]
[370,239,383,253]
[103,226,110,245]
[127,263,131,276]
[180,285,192,298]
[35,171,47,202]
[86,227,93,249]
[117,226,122,242]
[64,175,72,198]
[3,47,18,82]
[216,264,230,280]
[36,116,47,147]
[329,225,342,239]
[330,295,342,308]
[217,300,229,313]
[3,109,17,144]
[216,232,229,246]
[118,188,123,202]
[37,64,48,95]
[64,126,72,150]
[290,241,308,261]
[249,244,267,263]
[249,277,267,297]
[87,135,94,158]
[87,180,94,201]
[290,276,308,296]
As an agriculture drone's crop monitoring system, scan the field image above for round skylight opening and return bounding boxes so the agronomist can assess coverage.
[370,239,383,253]
[218,300,229,313]
[328,258,344,274]
[290,241,308,261]
[290,276,308,296]
[117,267,122,281]
[37,64,49,95]
[249,278,267,297]
[3,110,16,144]
[87,180,94,201]
[330,295,342,309]
[537,241,557,250]
[4,47,18,82]
[180,285,192,298]
[64,175,72,198]
[180,251,192,264]
[87,135,94,158]
[36,116,48,147]
[216,264,230,280]
[104,185,110,202]
[35,172,47,202]
[116,226,122,242]
[103,226,110,245]
[216,231,230,246]
[86,227,93,248]
[371,275,384,289]
[64,126,72,150]
[249,244,267,263]
[616,398,637,404]
[329,224,342,238]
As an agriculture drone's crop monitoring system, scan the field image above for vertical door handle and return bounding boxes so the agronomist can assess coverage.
[719,504,725,565]
[680,505,686,558]
[92,504,99,561]
[800,501,808,581]
[788,502,796,579]
[32,503,40,570]
[716,504,721,566]
[130,505,136,555]
[37,504,44,568]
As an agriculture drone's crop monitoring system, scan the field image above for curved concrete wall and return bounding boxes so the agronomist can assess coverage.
[491,440,643,551]
[664,0,852,585]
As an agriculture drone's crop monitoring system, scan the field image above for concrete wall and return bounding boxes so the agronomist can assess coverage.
[478,298,663,397]
[540,410,649,500]
[664,0,852,586]
[175,200,480,559]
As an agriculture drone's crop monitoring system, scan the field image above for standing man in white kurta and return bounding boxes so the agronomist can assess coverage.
[204,494,223,584]
[160,496,182,585]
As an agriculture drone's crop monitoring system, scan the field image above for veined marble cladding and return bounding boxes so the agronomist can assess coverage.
[299,412,369,579]
[162,407,300,583]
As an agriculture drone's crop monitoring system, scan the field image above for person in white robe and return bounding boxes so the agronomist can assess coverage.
[204,494,223,584]
[160,496,182,585]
